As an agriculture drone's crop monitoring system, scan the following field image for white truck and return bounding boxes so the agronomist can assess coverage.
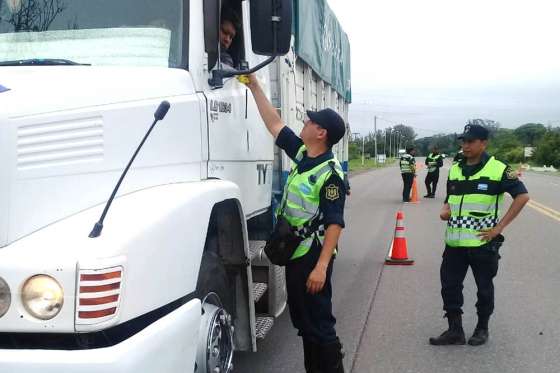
[0,0,351,372]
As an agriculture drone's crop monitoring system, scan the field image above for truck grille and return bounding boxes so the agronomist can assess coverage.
[76,267,122,325]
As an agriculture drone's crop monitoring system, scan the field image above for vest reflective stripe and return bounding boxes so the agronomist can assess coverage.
[278,145,344,260]
[284,206,316,220]
[445,231,482,246]
[287,191,320,212]
[446,156,506,248]
[449,202,496,214]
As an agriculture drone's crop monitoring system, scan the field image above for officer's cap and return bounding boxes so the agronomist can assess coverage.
[307,109,346,146]
[458,124,489,141]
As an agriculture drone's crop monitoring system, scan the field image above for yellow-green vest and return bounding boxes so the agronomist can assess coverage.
[426,153,443,173]
[277,145,344,260]
[446,156,506,247]
[400,154,415,173]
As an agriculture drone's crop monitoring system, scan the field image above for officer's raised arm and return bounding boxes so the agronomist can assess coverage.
[244,74,285,138]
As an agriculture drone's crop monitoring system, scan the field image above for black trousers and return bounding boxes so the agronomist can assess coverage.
[286,243,337,345]
[425,170,439,195]
[401,173,414,202]
[440,246,500,316]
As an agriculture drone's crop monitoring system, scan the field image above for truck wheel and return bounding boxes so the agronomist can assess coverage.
[196,302,234,373]
[195,237,235,372]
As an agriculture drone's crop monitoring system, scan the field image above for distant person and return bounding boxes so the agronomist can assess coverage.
[399,145,416,202]
[430,124,529,346]
[452,149,463,164]
[424,146,444,198]
[219,9,240,68]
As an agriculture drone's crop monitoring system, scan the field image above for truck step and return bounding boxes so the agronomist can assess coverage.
[255,316,274,339]
[253,282,268,303]
[248,240,266,262]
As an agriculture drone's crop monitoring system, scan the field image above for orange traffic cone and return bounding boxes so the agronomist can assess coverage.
[410,177,419,203]
[385,211,414,265]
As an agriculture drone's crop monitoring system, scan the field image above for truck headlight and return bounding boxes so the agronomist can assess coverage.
[0,277,10,318]
[21,275,64,320]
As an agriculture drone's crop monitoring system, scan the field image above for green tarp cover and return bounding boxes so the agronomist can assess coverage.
[293,0,351,102]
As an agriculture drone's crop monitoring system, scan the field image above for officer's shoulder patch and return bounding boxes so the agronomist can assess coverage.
[325,184,340,201]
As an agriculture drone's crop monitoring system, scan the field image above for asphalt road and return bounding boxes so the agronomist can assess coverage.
[235,160,560,373]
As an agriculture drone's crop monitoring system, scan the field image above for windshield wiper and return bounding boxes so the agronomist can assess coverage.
[0,58,90,66]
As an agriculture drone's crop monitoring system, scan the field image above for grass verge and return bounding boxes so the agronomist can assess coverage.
[349,158,396,174]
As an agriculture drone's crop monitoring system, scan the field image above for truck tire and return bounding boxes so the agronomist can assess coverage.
[196,236,234,314]
[195,236,235,373]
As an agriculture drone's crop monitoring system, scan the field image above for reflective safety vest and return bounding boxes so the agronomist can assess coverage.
[445,156,506,247]
[426,153,443,173]
[277,145,344,260]
[400,154,415,173]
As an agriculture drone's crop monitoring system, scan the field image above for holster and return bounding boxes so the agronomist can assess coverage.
[264,216,303,266]
[484,234,505,253]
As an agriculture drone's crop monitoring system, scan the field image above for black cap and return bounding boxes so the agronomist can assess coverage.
[458,124,489,141]
[307,109,346,146]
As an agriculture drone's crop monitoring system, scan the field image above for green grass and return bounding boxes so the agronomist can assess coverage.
[349,157,396,173]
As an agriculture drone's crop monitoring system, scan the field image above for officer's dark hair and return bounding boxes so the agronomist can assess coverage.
[406,145,415,154]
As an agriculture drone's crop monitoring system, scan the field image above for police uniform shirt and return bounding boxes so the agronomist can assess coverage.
[276,126,346,228]
[445,152,528,203]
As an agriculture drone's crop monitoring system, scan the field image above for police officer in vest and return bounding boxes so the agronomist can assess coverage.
[430,124,529,346]
[245,75,346,372]
[400,146,416,202]
[424,146,444,198]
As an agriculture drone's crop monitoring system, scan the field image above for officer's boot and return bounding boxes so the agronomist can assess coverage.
[429,312,466,345]
[303,338,321,373]
[468,314,490,346]
[320,338,345,373]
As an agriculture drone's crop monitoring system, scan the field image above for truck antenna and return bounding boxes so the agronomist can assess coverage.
[88,101,171,238]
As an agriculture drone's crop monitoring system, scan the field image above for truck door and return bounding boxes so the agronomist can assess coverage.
[203,0,273,217]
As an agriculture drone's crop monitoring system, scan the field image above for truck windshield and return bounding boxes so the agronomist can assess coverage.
[0,0,184,67]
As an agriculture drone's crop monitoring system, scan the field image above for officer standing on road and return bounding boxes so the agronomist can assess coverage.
[430,124,530,346]
[400,145,416,202]
[244,74,346,372]
[424,146,444,198]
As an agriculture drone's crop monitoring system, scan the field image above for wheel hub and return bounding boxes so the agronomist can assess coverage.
[197,303,234,373]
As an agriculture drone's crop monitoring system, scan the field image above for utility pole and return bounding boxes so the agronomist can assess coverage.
[374,116,378,166]
[388,128,392,159]
[383,129,387,156]
[361,134,365,166]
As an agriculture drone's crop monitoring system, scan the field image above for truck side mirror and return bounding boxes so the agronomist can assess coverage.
[249,0,292,56]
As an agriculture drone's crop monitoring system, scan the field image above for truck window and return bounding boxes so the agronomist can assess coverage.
[204,0,245,71]
[0,0,186,67]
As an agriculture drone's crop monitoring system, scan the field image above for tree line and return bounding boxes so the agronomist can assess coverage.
[415,121,560,167]
[349,120,560,168]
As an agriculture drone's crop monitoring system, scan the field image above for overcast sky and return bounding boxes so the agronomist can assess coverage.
[326,0,560,137]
